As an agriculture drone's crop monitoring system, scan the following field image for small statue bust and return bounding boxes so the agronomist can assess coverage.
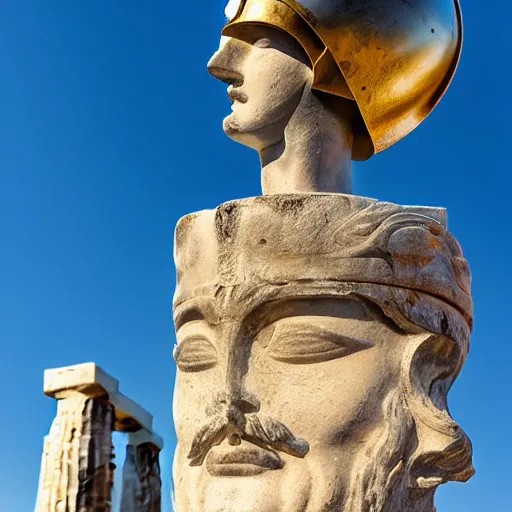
[208,0,462,194]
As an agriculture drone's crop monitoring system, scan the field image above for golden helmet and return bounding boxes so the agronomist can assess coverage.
[223,0,463,160]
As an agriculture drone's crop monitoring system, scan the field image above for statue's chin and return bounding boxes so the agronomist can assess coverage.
[222,113,238,133]
[222,114,254,140]
[175,462,316,512]
[196,476,285,512]
[222,116,244,143]
[222,119,259,151]
[222,114,283,153]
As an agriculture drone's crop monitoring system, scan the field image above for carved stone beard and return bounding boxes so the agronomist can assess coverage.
[343,391,429,512]
[188,390,431,512]
[172,195,473,512]
[310,390,427,512]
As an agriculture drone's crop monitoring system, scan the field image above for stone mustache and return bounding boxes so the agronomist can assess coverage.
[171,1,472,511]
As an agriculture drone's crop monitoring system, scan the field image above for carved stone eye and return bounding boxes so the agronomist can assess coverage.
[174,338,218,372]
[225,0,242,20]
[267,324,373,364]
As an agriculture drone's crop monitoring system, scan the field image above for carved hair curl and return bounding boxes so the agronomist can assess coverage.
[344,292,474,511]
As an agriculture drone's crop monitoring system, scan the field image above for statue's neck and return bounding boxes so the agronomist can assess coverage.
[259,93,353,195]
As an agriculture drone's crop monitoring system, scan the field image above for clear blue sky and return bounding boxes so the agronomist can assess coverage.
[1,1,509,510]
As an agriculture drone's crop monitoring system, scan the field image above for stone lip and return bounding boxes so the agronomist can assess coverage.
[205,443,283,476]
[44,362,154,433]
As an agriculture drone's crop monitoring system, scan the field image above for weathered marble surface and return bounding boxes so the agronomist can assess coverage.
[172,194,473,512]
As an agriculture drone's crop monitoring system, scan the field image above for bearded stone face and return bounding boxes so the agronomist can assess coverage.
[173,294,414,511]
[171,195,474,512]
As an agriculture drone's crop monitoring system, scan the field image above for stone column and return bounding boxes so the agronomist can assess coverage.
[36,393,115,512]
[35,363,162,512]
[120,430,163,512]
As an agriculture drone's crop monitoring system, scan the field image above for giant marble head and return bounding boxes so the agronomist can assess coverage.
[171,195,473,512]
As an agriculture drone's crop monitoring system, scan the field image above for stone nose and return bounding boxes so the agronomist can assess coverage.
[236,393,260,414]
[219,392,260,444]
[207,36,247,86]
[217,391,260,415]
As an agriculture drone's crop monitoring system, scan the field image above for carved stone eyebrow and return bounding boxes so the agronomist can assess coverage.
[272,321,372,342]
[267,322,374,364]
[174,299,219,331]
[246,296,373,332]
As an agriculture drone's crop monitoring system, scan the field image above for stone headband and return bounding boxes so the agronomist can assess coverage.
[173,194,472,350]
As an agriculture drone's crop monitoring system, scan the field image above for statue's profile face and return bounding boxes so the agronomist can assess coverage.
[172,295,420,512]
[207,27,312,151]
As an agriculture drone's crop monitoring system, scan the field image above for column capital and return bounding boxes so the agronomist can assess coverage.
[44,362,153,432]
